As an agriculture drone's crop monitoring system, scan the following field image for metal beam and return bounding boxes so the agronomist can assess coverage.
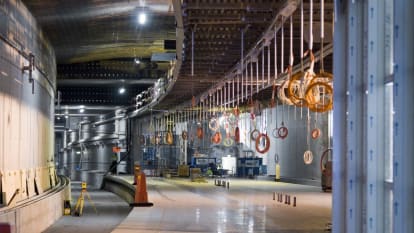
[57,78,157,86]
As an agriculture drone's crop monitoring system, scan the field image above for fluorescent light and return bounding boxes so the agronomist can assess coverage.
[76,151,81,155]
[138,12,146,25]
[119,87,126,94]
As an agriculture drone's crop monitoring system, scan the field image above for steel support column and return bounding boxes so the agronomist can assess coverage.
[345,2,365,232]
[393,0,414,232]
[365,1,385,232]
[332,0,347,231]
[333,1,389,232]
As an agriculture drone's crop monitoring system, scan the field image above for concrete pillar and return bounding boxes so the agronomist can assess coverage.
[393,0,414,232]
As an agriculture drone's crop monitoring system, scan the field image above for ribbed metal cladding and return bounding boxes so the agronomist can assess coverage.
[82,145,114,171]
[95,122,115,136]
[0,0,57,205]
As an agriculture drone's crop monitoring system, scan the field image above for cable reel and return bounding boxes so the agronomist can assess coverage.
[255,133,270,154]
[303,150,313,165]
[311,128,321,139]
[277,80,294,105]
[211,131,222,144]
[181,130,188,140]
[208,117,220,132]
[305,81,333,112]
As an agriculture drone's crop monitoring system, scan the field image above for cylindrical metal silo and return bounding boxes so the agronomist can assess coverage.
[0,4,63,231]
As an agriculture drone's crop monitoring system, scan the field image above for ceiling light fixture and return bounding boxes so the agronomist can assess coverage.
[138,12,147,25]
[119,87,126,94]
[134,58,140,64]
[79,105,85,113]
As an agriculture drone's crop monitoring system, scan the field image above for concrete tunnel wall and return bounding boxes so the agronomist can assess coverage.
[0,0,68,232]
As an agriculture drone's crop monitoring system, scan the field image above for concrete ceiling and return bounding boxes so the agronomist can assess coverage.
[22,0,176,63]
[22,0,334,110]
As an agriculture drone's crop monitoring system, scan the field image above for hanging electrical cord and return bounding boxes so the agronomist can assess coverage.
[241,30,244,101]
[311,110,321,139]
[277,19,293,106]
[270,27,278,108]
[261,50,264,90]
[267,42,271,86]
[288,13,309,107]
[274,24,278,79]
[191,28,197,108]
[277,100,288,139]
[303,108,313,164]
[256,58,259,94]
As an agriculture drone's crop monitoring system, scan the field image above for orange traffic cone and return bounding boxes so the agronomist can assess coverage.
[130,165,153,207]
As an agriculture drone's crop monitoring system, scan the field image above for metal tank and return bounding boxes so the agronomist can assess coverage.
[0,0,57,206]
[80,120,93,141]
[62,113,126,188]
[68,129,79,145]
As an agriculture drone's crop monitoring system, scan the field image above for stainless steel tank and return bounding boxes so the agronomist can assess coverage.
[80,121,92,140]
[69,130,79,145]
[0,0,57,205]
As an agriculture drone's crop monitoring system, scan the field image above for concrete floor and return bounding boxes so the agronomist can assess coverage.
[112,177,332,233]
[43,178,331,233]
[43,181,132,233]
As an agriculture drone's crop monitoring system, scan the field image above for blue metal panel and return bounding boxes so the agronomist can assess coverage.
[332,0,348,231]
[346,2,365,232]
[366,1,386,232]
[393,0,414,232]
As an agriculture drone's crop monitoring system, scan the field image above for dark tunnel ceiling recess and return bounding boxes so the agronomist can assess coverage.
[22,0,176,106]
[23,0,334,109]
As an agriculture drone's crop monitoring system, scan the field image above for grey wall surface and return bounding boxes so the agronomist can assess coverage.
[130,106,331,186]
[264,106,330,184]
[227,106,330,185]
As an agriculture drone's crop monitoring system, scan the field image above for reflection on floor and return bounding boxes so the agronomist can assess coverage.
[43,181,132,233]
[112,177,331,233]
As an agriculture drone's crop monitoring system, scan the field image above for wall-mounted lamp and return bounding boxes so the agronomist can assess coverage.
[119,87,126,94]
